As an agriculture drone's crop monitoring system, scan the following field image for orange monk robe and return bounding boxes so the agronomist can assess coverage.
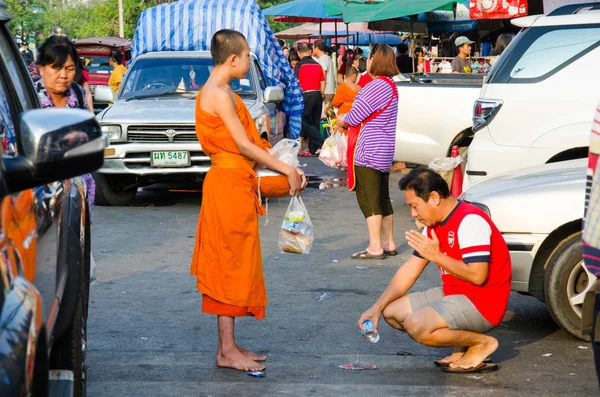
[191,89,289,319]
[332,82,359,115]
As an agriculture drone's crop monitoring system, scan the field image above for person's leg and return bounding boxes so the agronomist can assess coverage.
[216,316,266,371]
[379,172,396,253]
[404,307,498,370]
[592,294,600,388]
[353,166,384,257]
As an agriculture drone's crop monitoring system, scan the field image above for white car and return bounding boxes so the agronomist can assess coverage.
[466,4,600,187]
[462,158,595,340]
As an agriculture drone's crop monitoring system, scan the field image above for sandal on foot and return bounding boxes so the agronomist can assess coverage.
[299,151,313,157]
[384,250,398,257]
[442,362,499,374]
[351,250,386,260]
[434,357,491,368]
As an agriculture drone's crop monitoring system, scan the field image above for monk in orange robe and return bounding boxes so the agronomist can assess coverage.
[332,66,361,135]
[191,29,306,372]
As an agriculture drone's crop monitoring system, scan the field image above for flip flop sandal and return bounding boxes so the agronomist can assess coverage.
[434,357,492,368]
[441,362,499,374]
[351,250,386,260]
[384,250,398,257]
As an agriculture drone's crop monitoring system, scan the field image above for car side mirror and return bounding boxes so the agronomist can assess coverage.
[94,85,115,103]
[2,108,107,194]
[264,86,284,103]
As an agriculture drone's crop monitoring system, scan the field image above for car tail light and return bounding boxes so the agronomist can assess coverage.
[473,99,503,132]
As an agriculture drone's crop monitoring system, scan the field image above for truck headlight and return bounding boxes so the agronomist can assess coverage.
[101,125,121,141]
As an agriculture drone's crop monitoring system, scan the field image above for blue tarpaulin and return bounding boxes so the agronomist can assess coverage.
[131,0,303,139]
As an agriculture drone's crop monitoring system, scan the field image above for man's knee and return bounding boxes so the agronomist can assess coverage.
[382,304,407,330]
[404,313,429,343]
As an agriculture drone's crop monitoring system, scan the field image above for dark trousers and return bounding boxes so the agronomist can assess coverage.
[301,91,325,154]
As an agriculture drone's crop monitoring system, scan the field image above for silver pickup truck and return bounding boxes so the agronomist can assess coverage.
[93,51,285,206]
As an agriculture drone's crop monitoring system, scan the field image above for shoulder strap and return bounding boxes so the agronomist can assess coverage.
[363,77,397,125]
[71,82,86,110]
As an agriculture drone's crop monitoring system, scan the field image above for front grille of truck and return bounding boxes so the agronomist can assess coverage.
[123,151,210,169]
[127,125,198,143]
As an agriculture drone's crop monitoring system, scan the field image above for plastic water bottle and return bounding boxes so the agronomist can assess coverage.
[361,320,380,343]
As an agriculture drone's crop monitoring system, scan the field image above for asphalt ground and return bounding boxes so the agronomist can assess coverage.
[87,157,597,396]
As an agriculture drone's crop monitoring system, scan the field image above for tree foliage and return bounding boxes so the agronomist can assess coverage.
[6,0,295,42]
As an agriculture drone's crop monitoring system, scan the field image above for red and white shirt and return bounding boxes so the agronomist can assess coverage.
[414,201,512,326]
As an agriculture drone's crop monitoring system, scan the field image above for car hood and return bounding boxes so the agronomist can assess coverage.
[462,159,586,234]
[98,96,260,125]
[463,159,586,200]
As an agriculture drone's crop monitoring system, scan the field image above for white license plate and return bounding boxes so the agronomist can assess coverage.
[151,151,190,167]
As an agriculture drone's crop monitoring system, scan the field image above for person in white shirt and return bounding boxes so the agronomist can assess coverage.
[313,40,335,105]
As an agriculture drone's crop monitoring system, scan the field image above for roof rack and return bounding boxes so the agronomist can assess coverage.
[548,2,600,16]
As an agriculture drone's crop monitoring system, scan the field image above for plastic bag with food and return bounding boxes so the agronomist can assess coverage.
[278,196,314,254]
[269,138,300,168]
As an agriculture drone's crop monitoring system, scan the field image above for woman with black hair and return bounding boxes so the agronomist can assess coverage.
[108,50,127,94]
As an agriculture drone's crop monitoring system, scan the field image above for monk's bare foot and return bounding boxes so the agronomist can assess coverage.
[216,347,266,371]
[438,348,466,365]
[449,336,498,370]
[237,345,267,362]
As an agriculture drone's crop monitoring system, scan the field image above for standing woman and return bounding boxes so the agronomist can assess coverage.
[35,35,96,212]
[108,50,127,95]
[338,45,399,260]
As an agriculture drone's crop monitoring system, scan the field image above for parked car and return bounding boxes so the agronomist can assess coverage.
[73,36,132,113]
[0,3,106,396]
[466,3,600,187]
[393,73,484,165]
[462,158,593,340]
[93,50,285,206]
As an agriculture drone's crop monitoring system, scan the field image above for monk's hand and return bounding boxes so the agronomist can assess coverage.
[296,168,307,192]
[287,166,304,197]
[405,229,440,262]
[357,306,381,334]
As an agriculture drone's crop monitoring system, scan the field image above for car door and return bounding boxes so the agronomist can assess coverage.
[0,24,69,343]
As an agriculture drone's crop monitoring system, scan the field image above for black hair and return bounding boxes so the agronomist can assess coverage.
[399,168,450,202]
[357,57,367,73]
[289,51,300,63]
[369,43,380,59]
[297,43,310,54]
[109,49,122,65]
[278,39,285,48]
[314,40,327,52]
[37,35,80,69]
[396,43,408,54]
[211,29,247,65]
[356,47,363,55]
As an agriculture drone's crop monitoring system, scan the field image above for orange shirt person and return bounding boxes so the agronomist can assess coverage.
[190,29,306,372]
[332,66,361,114]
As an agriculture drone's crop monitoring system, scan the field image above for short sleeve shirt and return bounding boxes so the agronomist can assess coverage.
[108,64,127,94]
[451,56,472,73]
[317,54,335,95]
[413,201,512,326]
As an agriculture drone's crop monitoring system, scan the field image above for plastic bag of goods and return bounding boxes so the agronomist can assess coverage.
[269,138,300,168]
[278,196,314,254]
[428,156,462,190]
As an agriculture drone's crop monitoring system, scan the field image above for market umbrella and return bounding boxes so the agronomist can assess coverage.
[337,32,404,46]
[324,0,460,23]
[263,0,343,37]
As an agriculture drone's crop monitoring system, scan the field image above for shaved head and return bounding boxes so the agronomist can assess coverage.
[211,29,248,65]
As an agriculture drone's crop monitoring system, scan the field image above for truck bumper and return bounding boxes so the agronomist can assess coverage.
[100,143,211,175]
[502,232,547,293]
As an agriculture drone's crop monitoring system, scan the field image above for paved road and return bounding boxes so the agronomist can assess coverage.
[87,158,597,396]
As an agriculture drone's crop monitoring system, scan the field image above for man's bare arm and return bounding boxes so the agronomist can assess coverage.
[372,255,429,312]
[320,80,325,96]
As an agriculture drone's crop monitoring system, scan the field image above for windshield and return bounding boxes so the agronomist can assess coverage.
[120,57,255,99]
[81,55,112,74]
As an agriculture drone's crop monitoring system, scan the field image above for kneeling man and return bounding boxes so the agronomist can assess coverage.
[358,168,511,373]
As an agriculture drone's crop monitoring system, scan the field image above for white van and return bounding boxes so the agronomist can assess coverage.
[466,3,600,186]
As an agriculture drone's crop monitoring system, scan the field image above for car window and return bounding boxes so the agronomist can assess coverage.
[488,24,600,84]
[121,57,255,99]
[0,33,34,110]
[81,55,112,74]
[254,60,267,91]
[509,27,600,79]
[0,75,17,155]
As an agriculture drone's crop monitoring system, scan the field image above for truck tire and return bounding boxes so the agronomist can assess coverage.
[544,232,593,341]
[50,276,88,397]
[94,173,137,206]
